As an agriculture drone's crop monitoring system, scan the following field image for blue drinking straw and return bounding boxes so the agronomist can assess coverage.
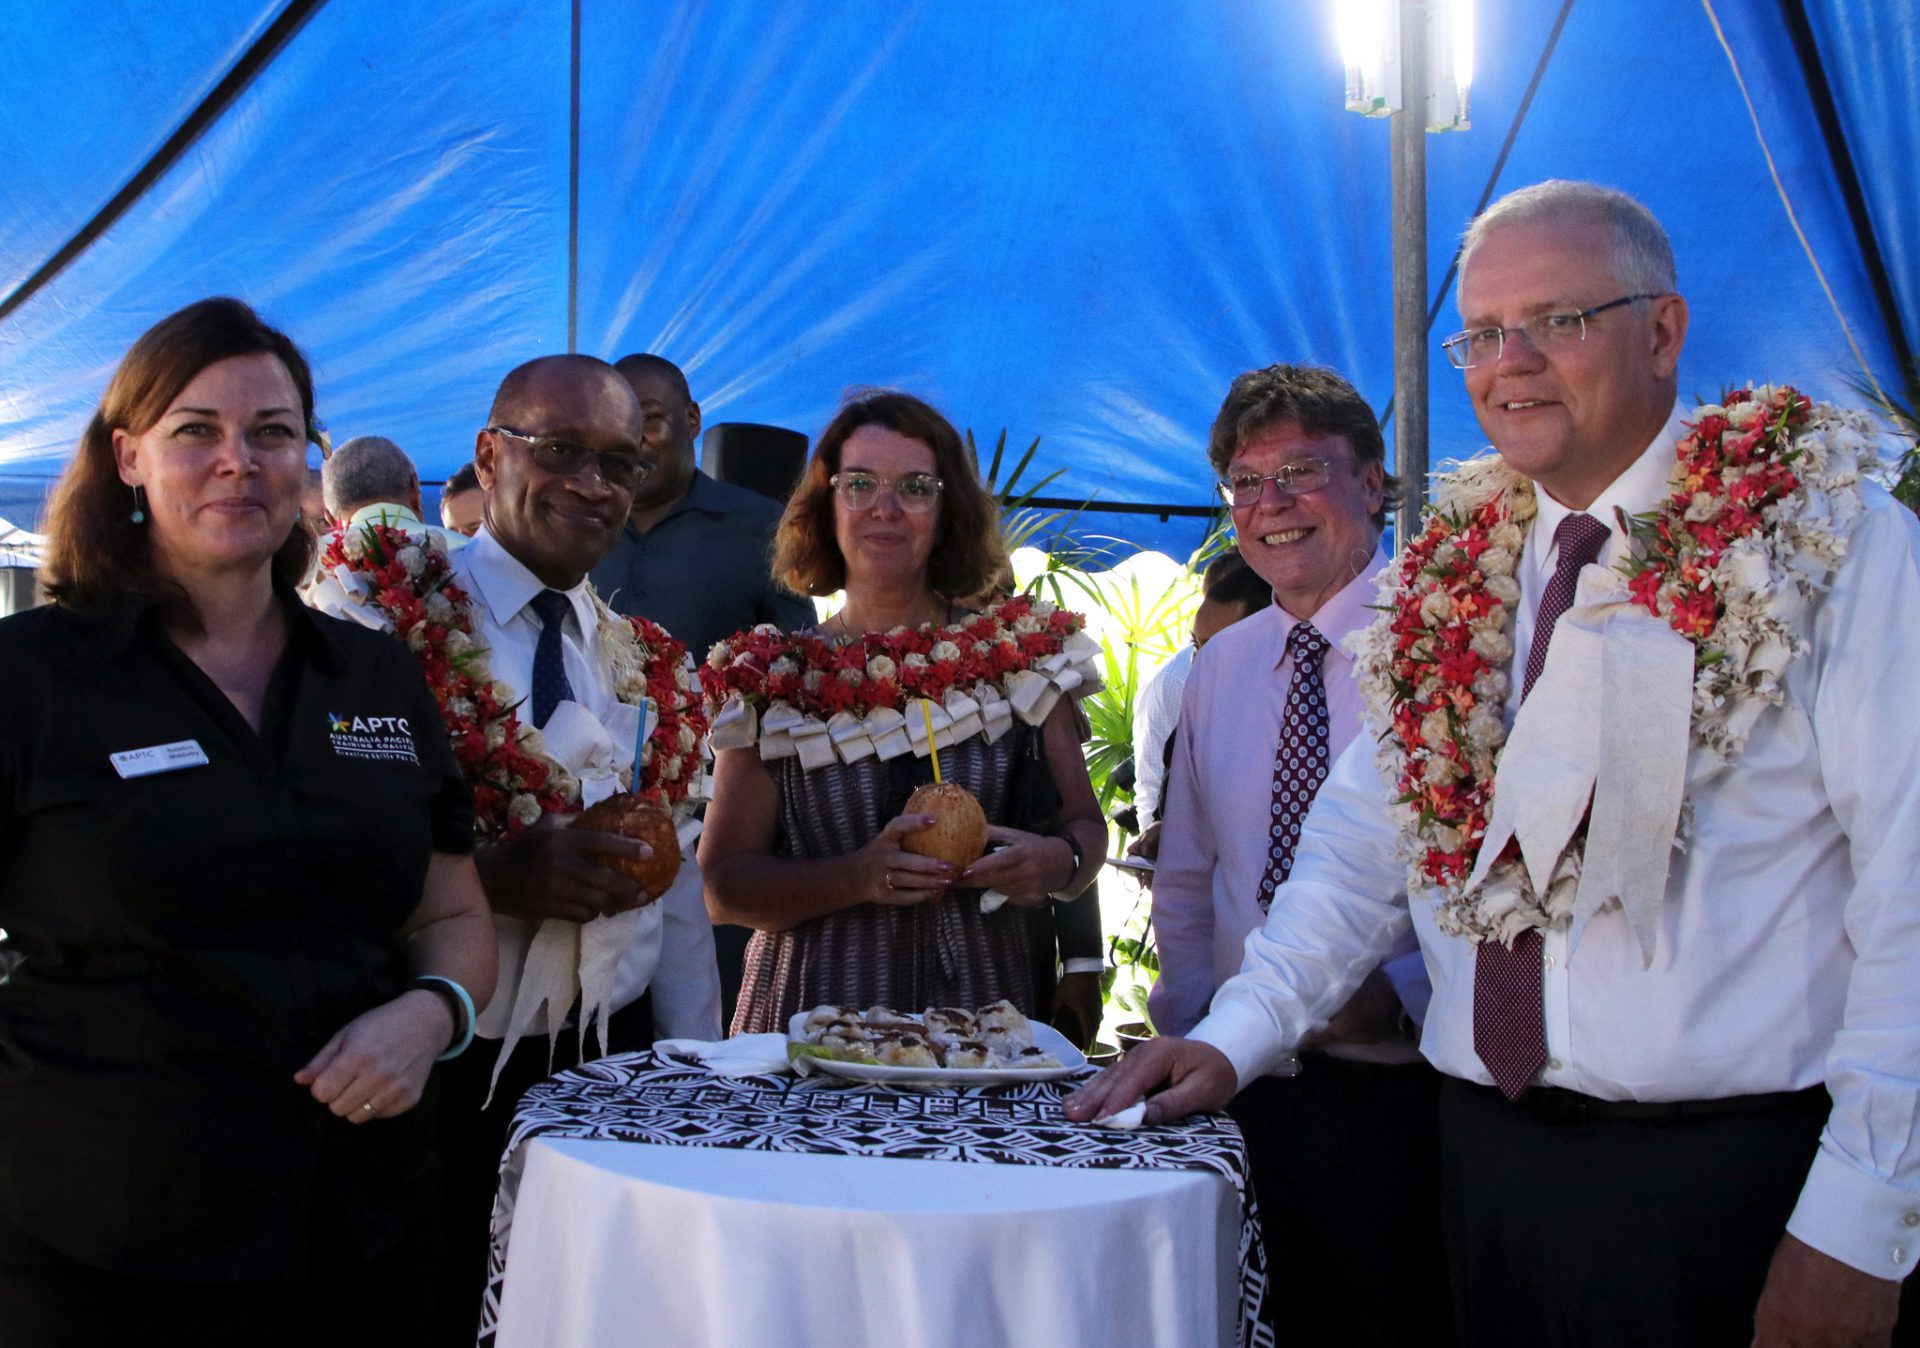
[630,696,652,794]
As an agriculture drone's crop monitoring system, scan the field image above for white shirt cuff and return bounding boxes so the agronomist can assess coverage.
[1786,1143,1920,1280]
[1188,999,1301,1092]
[1060,958,1105,976]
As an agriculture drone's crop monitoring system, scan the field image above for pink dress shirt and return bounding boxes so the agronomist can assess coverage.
[1148,546,1426,1057]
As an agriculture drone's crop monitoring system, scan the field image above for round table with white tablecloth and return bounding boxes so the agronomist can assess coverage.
[476,1051,1272,1348]
[496,1137,1240,1348]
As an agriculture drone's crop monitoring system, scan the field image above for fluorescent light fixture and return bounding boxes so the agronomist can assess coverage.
[1339,0,1396,116]
[1336,0,1472,131]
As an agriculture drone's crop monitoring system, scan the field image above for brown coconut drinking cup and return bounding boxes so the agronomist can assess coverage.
[572,793,683,902]
[901,781,989,874]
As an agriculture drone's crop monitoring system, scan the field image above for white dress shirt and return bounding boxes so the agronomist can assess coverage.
[1130,644,1192,830]
[454,530,722,1041]
[1148,549,1427,1059]
[1188,408,1920,1279]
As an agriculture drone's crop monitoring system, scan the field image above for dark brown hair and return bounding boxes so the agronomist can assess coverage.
[41,297,318,614]
[1206,364,1401,528]
[772,390,1009,602]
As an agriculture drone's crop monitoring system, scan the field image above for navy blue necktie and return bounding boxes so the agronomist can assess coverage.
[528,589,576,729]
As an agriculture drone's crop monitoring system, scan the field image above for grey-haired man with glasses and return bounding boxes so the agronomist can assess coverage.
[1072,180,1920,1348]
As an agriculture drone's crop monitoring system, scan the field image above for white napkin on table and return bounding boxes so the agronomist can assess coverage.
[654,1033,793,1077]
[1091,1100,1148,1130]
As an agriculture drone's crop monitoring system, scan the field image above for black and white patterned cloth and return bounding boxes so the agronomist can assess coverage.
[478,1051,1273,1348]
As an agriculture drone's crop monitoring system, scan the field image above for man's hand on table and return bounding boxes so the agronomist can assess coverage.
[1750,1234,1899,1348]
[1062,1036,1237,1127]
[477,817,656,924]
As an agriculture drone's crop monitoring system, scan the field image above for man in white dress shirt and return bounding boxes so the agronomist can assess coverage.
[435,355,721,1343]
[1070,182,1920,1347]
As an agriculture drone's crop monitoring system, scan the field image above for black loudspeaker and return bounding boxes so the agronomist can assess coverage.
[700,422,810,505]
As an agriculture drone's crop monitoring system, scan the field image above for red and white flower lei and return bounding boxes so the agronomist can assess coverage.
[700,596,1100,766]
[1351,385,1870,942]
[316,524,708,839]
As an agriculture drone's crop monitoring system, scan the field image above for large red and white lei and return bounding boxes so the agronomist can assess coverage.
[700,596,1101,768]
[315,524,708,838]
[1351,386,1870,943]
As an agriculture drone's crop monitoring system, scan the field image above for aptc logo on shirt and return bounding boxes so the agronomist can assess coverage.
[325,711,420,765]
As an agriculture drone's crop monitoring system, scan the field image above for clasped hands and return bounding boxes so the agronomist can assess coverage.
[856,813,1074,909]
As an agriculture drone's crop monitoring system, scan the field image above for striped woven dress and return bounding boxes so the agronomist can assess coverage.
[730,724,1039,1035]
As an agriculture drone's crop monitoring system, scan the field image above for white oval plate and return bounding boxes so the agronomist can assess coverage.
[786,1012,1086,1088]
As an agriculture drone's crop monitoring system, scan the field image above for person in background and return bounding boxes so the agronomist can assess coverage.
[0,297,496,1346]
[438,461,483,538]
[318,435,465,552]
[1126,549,1270,866]
[589,353,816,1025]
[1146,364,1446,1345]
[299,465,328,535]
[700,390,1105,1034]
[1071,181,1920,1348]
[433,354,721,1345]
[1026,697,1105,1050]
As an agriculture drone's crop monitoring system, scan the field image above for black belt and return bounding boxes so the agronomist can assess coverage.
[1464,1079,1828,1123]
[1296,1049,1431,1076]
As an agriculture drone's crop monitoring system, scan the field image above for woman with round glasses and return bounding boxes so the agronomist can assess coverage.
[0,298,496,1343]
[699,390,1104,1034]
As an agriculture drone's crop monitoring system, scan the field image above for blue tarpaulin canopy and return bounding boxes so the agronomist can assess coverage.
[1,1,1914,558]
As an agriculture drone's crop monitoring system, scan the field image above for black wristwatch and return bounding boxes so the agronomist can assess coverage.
[1049,827,1085,899]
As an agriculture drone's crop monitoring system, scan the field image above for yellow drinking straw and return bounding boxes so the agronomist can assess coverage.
[920,700,942,783]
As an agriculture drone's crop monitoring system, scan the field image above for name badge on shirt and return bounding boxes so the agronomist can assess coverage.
[109,740,210,779]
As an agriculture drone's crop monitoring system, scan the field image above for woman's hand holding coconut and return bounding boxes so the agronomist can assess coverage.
[857,811,956,906]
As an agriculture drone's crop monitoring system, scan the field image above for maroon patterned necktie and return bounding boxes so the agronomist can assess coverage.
[1472,511,1612,1100]
[1256,621,1332,913]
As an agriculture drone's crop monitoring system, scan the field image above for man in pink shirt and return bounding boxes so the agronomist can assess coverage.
[1148,364,1448,1345]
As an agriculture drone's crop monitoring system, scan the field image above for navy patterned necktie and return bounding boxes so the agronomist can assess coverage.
[527,589,577,729]
[1473,511,1612,1100]
[1256,620,1332,913]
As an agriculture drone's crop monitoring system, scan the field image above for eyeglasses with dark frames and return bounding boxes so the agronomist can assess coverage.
[487,426,650,489]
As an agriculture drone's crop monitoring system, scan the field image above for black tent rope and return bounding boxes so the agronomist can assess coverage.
[1378,0,1577,432]
[0,0,330,328]
[1778,0,1920,412]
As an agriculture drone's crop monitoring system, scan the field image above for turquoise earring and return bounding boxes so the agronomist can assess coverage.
[130,484,147,524]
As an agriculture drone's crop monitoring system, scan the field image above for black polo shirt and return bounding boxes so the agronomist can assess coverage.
[0,592,473,1281]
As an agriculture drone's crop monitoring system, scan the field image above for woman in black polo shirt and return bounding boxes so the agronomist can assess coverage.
[0,298,497,1345]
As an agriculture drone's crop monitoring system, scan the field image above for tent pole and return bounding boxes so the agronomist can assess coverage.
[1391,0,1430,548]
